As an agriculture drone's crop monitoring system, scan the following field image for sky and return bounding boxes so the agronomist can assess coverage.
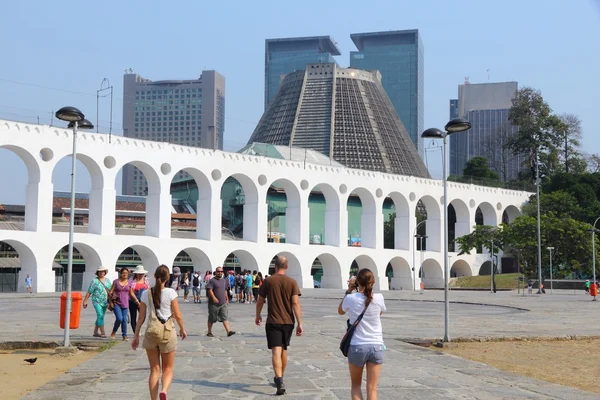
[1,0,599,204]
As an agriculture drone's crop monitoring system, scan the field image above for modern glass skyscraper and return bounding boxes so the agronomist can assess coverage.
[264,36,341,108]
[350,30,424,159]
[449,81,522,181]
[122,70,225,195]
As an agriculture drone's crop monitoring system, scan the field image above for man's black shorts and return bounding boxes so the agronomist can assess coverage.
[265,323,294,350]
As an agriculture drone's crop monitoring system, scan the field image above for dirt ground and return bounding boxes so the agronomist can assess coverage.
[437,339,600,395]
[0,348,96,400]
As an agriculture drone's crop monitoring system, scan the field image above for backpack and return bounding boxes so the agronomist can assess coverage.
[241,276,248,289]
[192,275,200,287]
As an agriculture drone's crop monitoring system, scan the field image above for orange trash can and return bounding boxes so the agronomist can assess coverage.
[60,292,82,329]
[590,283,598,297]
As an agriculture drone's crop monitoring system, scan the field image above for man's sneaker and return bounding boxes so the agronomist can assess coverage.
[274,377,286,396]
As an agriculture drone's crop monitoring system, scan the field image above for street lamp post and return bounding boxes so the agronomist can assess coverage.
[546,247,554,294]
[55,107,94,348]
[421,118,472,343]
[588,218,600,301]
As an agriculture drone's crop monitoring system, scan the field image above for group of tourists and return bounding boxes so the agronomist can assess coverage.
[82,259,385,400]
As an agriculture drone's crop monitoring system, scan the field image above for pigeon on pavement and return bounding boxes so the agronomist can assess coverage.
[24,357,37,365]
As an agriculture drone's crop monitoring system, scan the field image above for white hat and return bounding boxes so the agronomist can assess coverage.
[172,266,182,276]
[132,265,148,275]
[95,266,109,273]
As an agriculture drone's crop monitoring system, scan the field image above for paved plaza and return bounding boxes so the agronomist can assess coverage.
[1,289,597,399]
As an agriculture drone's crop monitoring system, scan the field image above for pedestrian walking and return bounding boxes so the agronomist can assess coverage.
[25,274,32,293]
[252,270,260,302]
[585,279,590,293]
[206,267,236,337]
[255,256,303,396]
[108,267,139,341]
[192,271,202,304]
[527,279,533,294]
[227,270,235,302]
[82,266,112,338]
[338,268,386,400]
[130,265,149,334]
[235,273,244,303]
[181,271,190,302]
[245,270,254,303]
[132,265,187,400]
[168,267,182,294]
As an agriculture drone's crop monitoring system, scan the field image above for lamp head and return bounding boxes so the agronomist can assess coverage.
[421,128,444,139]
[445,118,472,133]
[55,106,84,122]
[68,119,94,130]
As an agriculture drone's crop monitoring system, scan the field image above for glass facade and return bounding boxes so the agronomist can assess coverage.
[350,30,424,159]
[265,37,341,108]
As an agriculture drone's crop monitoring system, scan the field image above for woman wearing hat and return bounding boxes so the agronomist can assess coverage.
[130,265,149,334]
[82,266,113,338]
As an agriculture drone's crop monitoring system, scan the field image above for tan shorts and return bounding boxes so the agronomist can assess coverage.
[143,324,177,353]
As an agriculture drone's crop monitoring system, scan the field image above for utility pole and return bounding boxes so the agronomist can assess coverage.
[535,147,543,294]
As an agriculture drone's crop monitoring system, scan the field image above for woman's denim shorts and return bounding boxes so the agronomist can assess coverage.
[347,344,385,367]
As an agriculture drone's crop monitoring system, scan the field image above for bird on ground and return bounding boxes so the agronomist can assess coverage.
[24,357,37,365]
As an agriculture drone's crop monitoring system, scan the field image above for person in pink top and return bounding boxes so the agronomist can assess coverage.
[108,267,138,340]
[130,265,149,334]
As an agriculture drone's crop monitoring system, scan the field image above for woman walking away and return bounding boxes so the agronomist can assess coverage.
[109,267,139,341]
[338,268,386,400]
[83,266,112,338]
[132,265,187,400]
[130,265,149,334]
[181,271,190,302]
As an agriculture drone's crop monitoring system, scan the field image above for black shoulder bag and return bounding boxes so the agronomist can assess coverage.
[339,300,370,357]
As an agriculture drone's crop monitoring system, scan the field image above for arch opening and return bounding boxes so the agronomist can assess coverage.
[170,168,213,240]
[312,253,343,289]
[116,161,162,237]
[502,205,521,224]
[221,174,259,241]
[419,258,443,289]
[449,199,470,253]
[348,188,377,248]
[266,179,301,245]
[450,259,472,277]
[352,255,381,290]
[54,242,102,292]
[385,192,410,250]
[388,256,412,290]
[309,184,340,246]
[416,196,441,252]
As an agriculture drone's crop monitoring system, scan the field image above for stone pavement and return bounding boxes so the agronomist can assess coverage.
[2,289,598,399]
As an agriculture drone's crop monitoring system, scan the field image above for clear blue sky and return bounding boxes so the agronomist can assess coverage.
[1,0,599,204]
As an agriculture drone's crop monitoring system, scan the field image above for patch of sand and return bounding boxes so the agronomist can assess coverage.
[0,348,97,400]
[437,339,600,394]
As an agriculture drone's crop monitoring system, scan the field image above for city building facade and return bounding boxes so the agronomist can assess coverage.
[264,36,341,109]
[350,30,424,159]
[249,63,429,178]
[449,81,521,181]
[122,70,225,195]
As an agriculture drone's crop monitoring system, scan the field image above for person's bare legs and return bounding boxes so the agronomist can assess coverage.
[349,363,364,400]
[207,321,213,335]
[223,321,231,334]
[271,346,284,377]
[281,348,288,376]
[160,351,176,396]
[365,362,382,400]
[146,349,161,400]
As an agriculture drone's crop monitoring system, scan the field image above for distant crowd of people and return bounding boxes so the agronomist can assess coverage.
[80,261,384,399]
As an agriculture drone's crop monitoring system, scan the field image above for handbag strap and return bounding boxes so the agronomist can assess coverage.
[148,287,167,321]
[350,298,371,329]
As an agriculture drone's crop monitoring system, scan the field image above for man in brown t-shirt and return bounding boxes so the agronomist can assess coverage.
[255,256,303,396]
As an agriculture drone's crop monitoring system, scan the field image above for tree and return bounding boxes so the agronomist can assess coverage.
[557,114,586,174]
[586,153,600,173]
[502,213,595,278]
[521,191,582,221]
[383,212,395,249]
[456,225,503,256]
[506,87,564,180]
[462,157,499,181]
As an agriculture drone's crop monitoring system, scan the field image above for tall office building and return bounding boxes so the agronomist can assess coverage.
[265,36,341,108]
[350,30,424,159]
[449,81,522,181]
[249,63,429,178]
[122,70,225,195]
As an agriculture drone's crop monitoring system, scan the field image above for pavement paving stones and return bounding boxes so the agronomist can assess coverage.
[1,289,596,399]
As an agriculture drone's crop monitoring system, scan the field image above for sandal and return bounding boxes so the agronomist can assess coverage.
[93,333,102,338]
[206,333,214,337]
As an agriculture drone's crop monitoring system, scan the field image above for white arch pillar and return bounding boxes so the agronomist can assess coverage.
[285,204,307,245]
[243,201,265,242]
[196,187,221,241]
[25,175,53,233]
[361,210,379,249]
[89,187,116,235]
[146,178,172,238]
[325,206,344,247]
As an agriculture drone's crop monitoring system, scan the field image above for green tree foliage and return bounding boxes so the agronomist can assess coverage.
[383,212,395,249]
[456,225,503,256]
[502,213,594,278]
[462,157,500,181]
[521,191,581,220]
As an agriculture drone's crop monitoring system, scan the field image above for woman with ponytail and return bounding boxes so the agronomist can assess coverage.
[338,268,386,400]
[132,265,187,400]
